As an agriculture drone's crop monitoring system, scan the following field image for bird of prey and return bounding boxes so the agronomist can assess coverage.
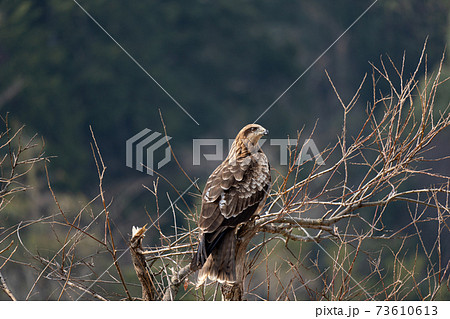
[190,123,271,285]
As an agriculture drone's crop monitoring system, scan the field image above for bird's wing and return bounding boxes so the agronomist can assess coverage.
[199,153,271,233]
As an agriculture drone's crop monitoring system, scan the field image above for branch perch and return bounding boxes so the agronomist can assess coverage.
[130,225,157,300]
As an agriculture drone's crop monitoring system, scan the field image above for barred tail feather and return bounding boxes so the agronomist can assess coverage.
[196,229,236,287]
[190,233,207,271]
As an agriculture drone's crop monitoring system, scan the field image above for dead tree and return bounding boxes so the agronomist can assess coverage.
[1,45,448,301]
[129,46,450,300]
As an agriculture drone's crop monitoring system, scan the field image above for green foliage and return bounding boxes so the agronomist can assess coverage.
[0,0,449,300]
[1,0,448,191]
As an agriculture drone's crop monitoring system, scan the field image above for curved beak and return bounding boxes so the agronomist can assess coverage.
[256,125,269,136]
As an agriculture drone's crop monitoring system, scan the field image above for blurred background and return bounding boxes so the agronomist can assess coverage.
[1,0,449,300]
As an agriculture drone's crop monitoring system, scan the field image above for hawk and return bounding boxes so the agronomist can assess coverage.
[190,124,271,285]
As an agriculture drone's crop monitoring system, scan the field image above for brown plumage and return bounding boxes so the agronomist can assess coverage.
[190,124,271,285]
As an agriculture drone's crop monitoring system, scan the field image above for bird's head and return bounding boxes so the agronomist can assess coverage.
[240,123,268,143]
[233,123,268,155]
